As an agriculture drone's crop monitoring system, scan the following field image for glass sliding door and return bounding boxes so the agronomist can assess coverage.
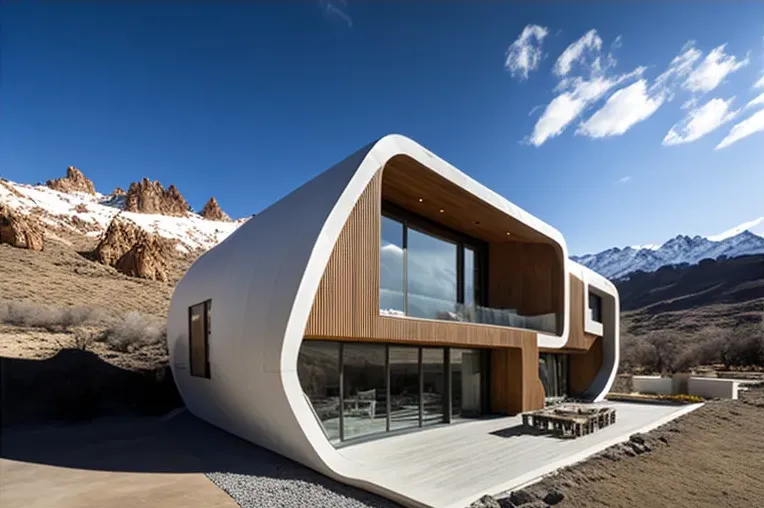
[342,343,388,440]
[539,353,569,403]
[389,346,420,431]
[406,228,458,320]
[422,348,446,425]
[297,341,341,443]
[450,348,483,418]
[380,217,405,316]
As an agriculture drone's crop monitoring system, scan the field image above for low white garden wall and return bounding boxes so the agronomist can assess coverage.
[687,377,739,400]
[632,375,674,395]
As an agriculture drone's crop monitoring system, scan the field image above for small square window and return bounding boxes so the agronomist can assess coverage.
[189,300,211,378]
[588,292,602,324]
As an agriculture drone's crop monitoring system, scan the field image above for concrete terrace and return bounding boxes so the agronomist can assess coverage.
[338,401,703,508]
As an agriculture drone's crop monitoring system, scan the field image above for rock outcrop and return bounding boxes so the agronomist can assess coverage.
[0,204,45,251]
[95,216,173,281]
[45,166,96,194]
[199,197,231,221]
[124,178,190,217]
[112,187,126,196]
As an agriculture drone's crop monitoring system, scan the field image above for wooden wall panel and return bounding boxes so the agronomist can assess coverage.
[569,337,603,396]
[488,242,563,320]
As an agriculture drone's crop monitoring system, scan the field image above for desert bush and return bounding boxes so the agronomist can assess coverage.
[103,311,166,352]
[0,299,100,331]
[72,329,98,351]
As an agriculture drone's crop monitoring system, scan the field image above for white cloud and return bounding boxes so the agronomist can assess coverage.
[755,74,764,89]
[504,25,549,80]
[683,44,749,93]
[716,108,764,149]
[616,176,632,184]
[663,97,739,145]
[745,92,764,110]
[576,43,701,140]
[529,69,643,146]
[553,29,603,77]
[577,80,663,138]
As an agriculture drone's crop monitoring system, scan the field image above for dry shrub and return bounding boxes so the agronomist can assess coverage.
[103,311,166,352]
[0,299,101,331]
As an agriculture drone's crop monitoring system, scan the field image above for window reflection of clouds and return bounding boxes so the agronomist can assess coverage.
[407,228,457,319]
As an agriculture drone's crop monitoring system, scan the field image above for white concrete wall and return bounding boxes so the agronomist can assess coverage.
[688,377,739,400]
[633,375,674,395]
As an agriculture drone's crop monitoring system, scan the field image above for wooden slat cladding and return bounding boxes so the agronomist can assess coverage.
[562,275,599,351]
[569,337,603,396]
[488,242,563,325]
[304,169,538,349]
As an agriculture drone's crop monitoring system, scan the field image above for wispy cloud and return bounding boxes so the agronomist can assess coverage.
[615,175,632,184]
[319,0,352,28]
[755,74,764,89]
[528,29,644,146]
[716,108,764,149]
[553,29,603,77]
[663,97,739,146]
[576,43,700,139]
[504,25,549,80]
[683,44,749,93]
[745,91,764,110]
[577,79,661,138]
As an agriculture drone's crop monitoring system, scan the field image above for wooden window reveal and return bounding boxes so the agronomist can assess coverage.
[189,300,211,378]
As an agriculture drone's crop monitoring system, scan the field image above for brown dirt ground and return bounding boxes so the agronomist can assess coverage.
[502,387,764,508]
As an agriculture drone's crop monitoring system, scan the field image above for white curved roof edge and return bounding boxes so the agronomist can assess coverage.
[567,258,618,295]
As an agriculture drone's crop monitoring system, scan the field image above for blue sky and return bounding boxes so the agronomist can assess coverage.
[2,2,763,255]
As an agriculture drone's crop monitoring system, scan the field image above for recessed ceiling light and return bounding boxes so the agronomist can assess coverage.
[439,209,445,213]
[506,232,511,236]
[418,198,423,203]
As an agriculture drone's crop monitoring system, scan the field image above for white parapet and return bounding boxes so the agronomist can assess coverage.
[688,377,739,400]
[632,375,674,395]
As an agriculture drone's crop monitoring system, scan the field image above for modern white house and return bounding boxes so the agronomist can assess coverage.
[167,134,619,506]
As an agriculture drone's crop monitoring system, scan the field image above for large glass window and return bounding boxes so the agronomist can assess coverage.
[421,348,446,425]
[539,353,569,402]
[298,341,488,444]
[380,217,405,316]
[297,341,341,443]
[407,228,458,320]
[342,344,388,440]
[389,346,420,431]
[450,348,483,418]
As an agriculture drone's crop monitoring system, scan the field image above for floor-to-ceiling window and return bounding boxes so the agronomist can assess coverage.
[379,204,484,322]
[539,353,569,403]
[421,348,446,425]
[389,346,420,431]
[299,340,487,444]
[450,348,483,418]
[297,341,341,443]
[342,344,387,440]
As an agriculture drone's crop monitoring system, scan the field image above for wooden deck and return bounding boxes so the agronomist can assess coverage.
[338,401,702,508]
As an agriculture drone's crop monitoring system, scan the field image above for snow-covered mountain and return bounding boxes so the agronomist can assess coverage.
[0,178,245,253]
[572,218,764,280]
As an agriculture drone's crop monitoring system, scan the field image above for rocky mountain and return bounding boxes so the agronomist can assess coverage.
[199,197,231,222]
[0,169,245,254]
[572,218,764,280]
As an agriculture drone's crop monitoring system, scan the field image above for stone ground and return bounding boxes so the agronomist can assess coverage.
[494,386,764,508]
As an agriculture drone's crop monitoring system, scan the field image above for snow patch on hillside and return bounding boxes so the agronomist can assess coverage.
[0,179,245,252]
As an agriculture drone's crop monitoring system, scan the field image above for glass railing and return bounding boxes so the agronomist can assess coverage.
[379,290,558,334]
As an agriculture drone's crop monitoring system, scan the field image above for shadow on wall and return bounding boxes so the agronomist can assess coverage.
[0,349,182,427]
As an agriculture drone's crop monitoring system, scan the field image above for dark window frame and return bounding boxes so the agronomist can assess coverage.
[188,300,211,379]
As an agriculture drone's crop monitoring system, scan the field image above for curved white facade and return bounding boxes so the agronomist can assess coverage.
[167,134,619,506]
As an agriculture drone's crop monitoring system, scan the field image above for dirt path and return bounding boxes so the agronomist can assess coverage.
[502,387,764,508]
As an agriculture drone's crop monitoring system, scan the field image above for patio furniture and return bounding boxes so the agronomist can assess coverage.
[521,404,616,438]
[344,388,377,419]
